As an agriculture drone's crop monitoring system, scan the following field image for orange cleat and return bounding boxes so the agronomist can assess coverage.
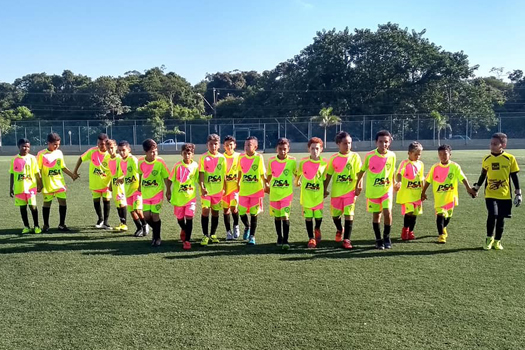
[314,228,322,243]
[401,227,409,241]
[408,231,415,240]
[335,230,343,242]
[307,238,317,248]
[182,240,191,250]
[342,239,353,250]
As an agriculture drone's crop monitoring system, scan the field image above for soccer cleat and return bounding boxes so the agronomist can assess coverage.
[442,227,448,239]
[101,224,112,230]
[437,234,447,244]
[384,237,392,249]
[247,235,256,245]
[58,225,70,232]
[22,227,32,234]
[154,239,162,247]
[282,243,290,251]
[307,238,317,248]
[401,227,409,241]
[226,230,233,241]
[408,231,416,240]
[335,230,343,242]
[342,239,353,250]
[375,239,385,250]
[134,228,144,237]
[42,225,50,233]
[113,224,122,232]
[150,238,156,246]
[314,228,322,243]
[183,241,191,250]
[210,234,219,243]
[276,235,283,246]
[494,240,504,250]
[233,225,240,239]
[95,220,104,229]
[243,228,250,240]
[119,224,128,231]
[201,236,210,246]
[180,230,186,242]
[141,225,148,237]
[34,226,42,234]
[484,237,495,250]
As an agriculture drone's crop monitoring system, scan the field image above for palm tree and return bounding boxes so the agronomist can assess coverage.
[167,126,186,151]
[431,110,451,146]
[311,107,342,146]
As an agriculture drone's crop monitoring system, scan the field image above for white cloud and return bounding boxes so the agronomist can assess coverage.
[294,0,314,10]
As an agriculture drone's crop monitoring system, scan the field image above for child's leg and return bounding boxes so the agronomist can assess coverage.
[343,215,353,240]
[250,214,258,236]
[372,212,382,241]
[403,214,411,229]
[43,200,52,228]
[282,219,290,244]
[210,209,219,237]
[409,215,417,232]
[444,217,451,228]
[495,216,505,240]
[103,199,111,226]
[58,198,67,227]
[223,207,232,232]
[314,217,322,230]
[29,205,39,227]
[333,216,343,232]
[201,207,210,237]
[275,217,283,242]
[93,198,103,223]
[185,216,193,241]
[151,212,161,242]
[131,210,142,230]
[486,214,496,237]
[382,208,392,242]
[231,206,239,227]
[306,218,314,239]
[20,205,30,228]
[436,214,445,235]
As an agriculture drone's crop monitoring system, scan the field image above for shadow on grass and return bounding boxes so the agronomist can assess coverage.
[0,233,483,258]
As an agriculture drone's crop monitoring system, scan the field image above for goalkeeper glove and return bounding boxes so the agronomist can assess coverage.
[472,183,480,192]
[514,193,522,207]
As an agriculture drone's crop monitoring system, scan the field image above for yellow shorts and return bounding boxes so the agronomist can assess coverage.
[43,190,67,202]
[367,195,393,213]
[92,188,112,200]
[15,192,37,207]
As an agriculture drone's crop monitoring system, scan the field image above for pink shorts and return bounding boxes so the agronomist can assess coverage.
[330,191,356,211]
[126,191,143,211]
[202,193,223,210]
[239,193,264,216]
[174,199,196,220]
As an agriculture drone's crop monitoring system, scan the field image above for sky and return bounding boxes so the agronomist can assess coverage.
[1,0,523,85]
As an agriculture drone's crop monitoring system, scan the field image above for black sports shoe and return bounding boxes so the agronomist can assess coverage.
[134,228,144,237]
[42,225,50,233]
[383,236,392,249]
[142,225,149,237]
[375,239,385,250]
[277,235,283,246]
[58,225,70,232]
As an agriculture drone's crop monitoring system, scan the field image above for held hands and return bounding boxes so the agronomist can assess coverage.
[355,186,362,197]
[166,191,171,202]
[393,182,401,192]
[201,186,208,197]
[467,187,478,198]
[70,173,79,181]
[421,193,428,202]
[324,190,329,198]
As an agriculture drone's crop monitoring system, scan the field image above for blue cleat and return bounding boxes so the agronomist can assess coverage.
[243,228,250,240]
[247,235,256,245]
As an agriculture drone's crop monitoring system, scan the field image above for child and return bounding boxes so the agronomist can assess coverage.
[473,133,521,250]
[166,143,199,250]
[106,139,128,231]
[267,138,297,247]
[199,134,226,246]
[37,132,78,232]
[222,136,241,240]
[10,138,42,233]
[324,131,362,250]
[421,144,477,244]
[117,141,148,237]
[356,130,396,250]
[238,136,267,245]
[394,142,424,241]
[297,137,327,249]
[138,139,170,246]
[73,133,112,229]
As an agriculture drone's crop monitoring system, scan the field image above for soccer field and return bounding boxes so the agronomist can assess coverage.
[1,149,525,349]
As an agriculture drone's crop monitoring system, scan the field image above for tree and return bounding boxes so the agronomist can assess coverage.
[166,126,186,150]
[0,106,34,147]
[311,107,341,145]
[431,110,450,145]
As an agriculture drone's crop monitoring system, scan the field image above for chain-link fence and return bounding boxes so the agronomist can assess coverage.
[2,113,525,149]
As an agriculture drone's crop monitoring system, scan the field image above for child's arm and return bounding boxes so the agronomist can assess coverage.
[394,173,402,191]
[421,182,430,201]
[511,171,521,207]
[9,173,14,198]
[265,174,272,194]
[36,173,43,193]
[462,179,477,198]
[73,157,83,177]
[165,178,172,202]
[63,167,79,181]
[473,168,487,193]
[199,172,208,196]
[355,170,365,196]
[323,174,332,198]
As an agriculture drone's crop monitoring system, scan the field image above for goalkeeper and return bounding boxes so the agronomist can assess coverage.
[473,133,521,250]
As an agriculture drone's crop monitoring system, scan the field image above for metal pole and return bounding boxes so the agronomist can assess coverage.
[433,119,436,146]
[78,126,81,151]
[263,123,266,151]
[14,122,17,142]
[465,118,468,145]
[370,120,373,148]
[417,115,420,140]
[189,124,192,143]
[498,114,502,133]
[39,120,42,146]
[402,120,405,147]
[25,127,27,139]
[87,121,90,145]
[62,120,65,139]
[362,116,366,141]
[133,121,137,146]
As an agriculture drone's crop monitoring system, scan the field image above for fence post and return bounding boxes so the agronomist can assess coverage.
[402,120,405,147]
[284,120,287,138]
[433,119,436,146]
[39,120,42,146]
[78,126,81,151]
[498,114,502,132]
[370,120,373,148]
[263,123,267,151]
[417,115,420,141]
[87,121,90,145]
[465,118,468,145]
[62,120,65,139]
[133,121,137,146]
[362,116,366,141]
[14,122,17,142]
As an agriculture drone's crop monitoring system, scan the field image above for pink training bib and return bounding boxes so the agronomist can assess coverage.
[42,153,58,168]
[271,160,287,178]
[403,162,420,181]
[120,159,128,176]
[368,155,387,174]
[91,151,105,167]
[108,159,118,176]
[302,161,320,180]
[432,165,450,183]
[225,157,235,173]
[203,156,219,173]
[331,155,349,173]
[240,156,254,174]
[176,164,191,183]
[13,157,27,172]
[140,161,154,178]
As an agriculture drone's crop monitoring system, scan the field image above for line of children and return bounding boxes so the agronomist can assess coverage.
[11,130,522,253]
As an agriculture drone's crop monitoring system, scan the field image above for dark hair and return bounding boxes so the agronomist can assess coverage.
[105,139,117,146]
[375,130,392,141]
[408,141,423,153]
[207,134,220,143]
[276,138,290,147]
[335,131,351,144]
[307,137,323,148]
[491,132,508,144]
[224,135,236,143]
[181,143,195,153]
[17,138,30,147]
[98,133,108,141]
[118,140,131,149]
[246,136,258,142]
[142,138,157,152]
[47,133,61,143]
[437,144,452,153]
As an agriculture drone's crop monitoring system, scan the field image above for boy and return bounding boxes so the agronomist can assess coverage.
[73,133,112,229]
[199,134,226,246]
[421,144,477,244]
[10,138,42,233]
[356,130,396,250]
[324,131,362,250]
[267,138,297,247]
[394,142,424,241]
[138,139,170,246]
[106,139,128,231]
[297,137,327,249]
[37,133,78,232]
[473,133,521,250]
[117,140,148,237]
[166,143,199,250]
[238,136,267,245]
[222,136,241,240]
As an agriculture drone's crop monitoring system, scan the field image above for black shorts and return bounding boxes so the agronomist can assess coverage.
[485,198,512,218]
